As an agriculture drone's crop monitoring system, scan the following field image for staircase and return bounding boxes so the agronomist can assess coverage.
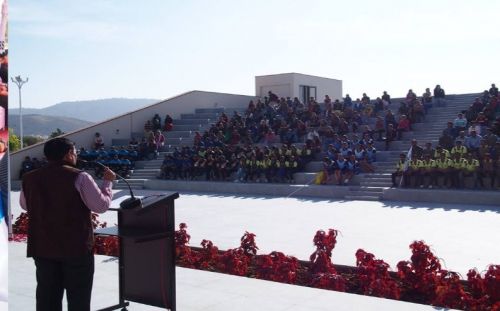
[114,107,240,190]
[115,94,479,200]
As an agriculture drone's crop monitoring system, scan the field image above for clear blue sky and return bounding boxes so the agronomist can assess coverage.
[9,0,500,109]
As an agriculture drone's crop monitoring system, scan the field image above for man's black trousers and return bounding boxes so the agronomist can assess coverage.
[33,253,94,311]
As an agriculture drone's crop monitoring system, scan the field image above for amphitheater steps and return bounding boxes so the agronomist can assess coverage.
[119,94,482,201]
[114,179,147,190]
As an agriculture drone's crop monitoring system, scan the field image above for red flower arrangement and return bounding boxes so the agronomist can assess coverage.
[11,213,499,310]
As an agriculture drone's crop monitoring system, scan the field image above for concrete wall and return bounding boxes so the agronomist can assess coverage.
[10,90,255,180]
[383,188,500,207]
[292,73,343,102]
[255,74,294,99]
[255,73,342,102]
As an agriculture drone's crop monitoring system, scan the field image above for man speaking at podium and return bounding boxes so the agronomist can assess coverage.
[20,137,116,311]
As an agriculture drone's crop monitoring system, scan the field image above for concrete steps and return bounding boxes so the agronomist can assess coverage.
[114,179,147,190]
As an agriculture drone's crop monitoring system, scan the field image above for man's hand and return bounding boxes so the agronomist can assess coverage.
[103,167,116,181]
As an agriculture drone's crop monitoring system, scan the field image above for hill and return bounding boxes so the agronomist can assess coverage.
[8,114,94,137]
[9,98,159,123]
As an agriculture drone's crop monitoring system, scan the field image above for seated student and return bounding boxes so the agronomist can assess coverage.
[285,155,298,183]
[193,156,206,180]
[434,145,450,159]
[334,154,349,186]
[118,146,130,158]
[359,156,375,173]
[265,155,278,183]
[479,153,495,188]
[364,142,377,163]
[107,147,118,158]
[346,154,360,178]
[260,155,271,183]
[78,147,91,163]
[97,147,109,160]
[451,140,467,157]
[107,154,122,173]
[181,155,193,180]
[490,83,499,97]
[442,121,457,139]
[450,152,467,188]
[164,114,174,132]
[422,142,435,159]
[374,116,385,141]
[276,156,287,183]
[461,153,480,189]
[84,147,98,162]
[300,144,314,164]
[407,154,423,187]
[477,139,491,160]
[464,130,482,155]
[455,130,467,145]
[160,155,175,179]
[118,156,132,178]
[93,132,104,150]
[419,154,437,188]
[215,155,228,181]
[396,115,411,140]
[94,156,107,178]
[384,123,397,151]
[391,153,407,187]
[318,157,335,185]
[439,133,455,151]
[422,88,433,110]
[19,156,34,179]
[129,137,139,149]
[353,144,366,161]
[205,154,216,181]
[435,152,454,188]
[339,142,352,157]
[453,113,467,133]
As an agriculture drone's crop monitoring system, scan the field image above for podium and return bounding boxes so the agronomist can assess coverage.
[95,192,179,311]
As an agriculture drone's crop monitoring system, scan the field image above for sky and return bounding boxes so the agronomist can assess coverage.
[8,0,500,109]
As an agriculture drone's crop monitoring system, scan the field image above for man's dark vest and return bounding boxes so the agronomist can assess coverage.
[22,162,93,258]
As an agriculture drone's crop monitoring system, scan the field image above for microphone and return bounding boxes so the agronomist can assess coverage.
[78,159,141,209]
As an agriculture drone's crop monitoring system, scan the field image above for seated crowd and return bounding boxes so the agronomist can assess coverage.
[155,87,443,184]
[19,156,48,179]
[392,84,500,190]
[159,143,315,183]
[140,113,174,159]
[77,144,138,179]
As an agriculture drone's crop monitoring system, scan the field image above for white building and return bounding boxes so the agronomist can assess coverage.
[255,72,342,103]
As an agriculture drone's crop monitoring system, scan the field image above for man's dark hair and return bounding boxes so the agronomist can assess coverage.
[43,137,74,161]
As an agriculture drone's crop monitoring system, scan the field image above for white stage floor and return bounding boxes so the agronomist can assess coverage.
[9,190,499,310]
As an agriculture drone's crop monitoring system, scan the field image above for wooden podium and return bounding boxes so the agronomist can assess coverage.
[95,192,179,311]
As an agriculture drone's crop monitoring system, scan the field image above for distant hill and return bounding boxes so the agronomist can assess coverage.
[9,98,160,123]
[9,114,94,137]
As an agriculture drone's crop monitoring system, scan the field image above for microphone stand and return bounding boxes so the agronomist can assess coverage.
[79,159,141,209]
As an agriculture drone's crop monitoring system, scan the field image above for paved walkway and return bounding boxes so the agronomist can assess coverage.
[9,190,498,310]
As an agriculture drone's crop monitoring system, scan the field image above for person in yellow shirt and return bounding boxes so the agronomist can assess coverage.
[391,153,407,187]
[434,145,450,159]
[450,140,467,157]
[479,153,495,189]
[461,153,480,188]
[419,154,437,188]
[435,152,453,188]
[450,152,467,188]
[408,154,423,187]
[285,155,298,183]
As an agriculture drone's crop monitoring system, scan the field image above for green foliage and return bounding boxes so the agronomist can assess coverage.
[9,128,21,152]
[23,135,45,147]
[49,128,65,138]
